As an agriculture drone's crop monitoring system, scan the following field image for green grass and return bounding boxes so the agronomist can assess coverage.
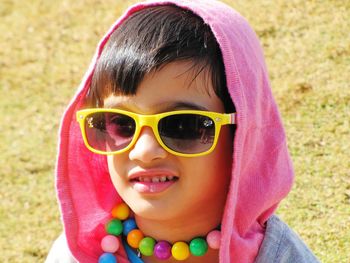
[1,0,349,262]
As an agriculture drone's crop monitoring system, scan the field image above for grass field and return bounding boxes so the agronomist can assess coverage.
[1,0,349,262]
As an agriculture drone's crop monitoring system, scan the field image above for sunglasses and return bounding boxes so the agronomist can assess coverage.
[76,109,236,157]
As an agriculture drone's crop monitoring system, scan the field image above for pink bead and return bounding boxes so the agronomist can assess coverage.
[206,230,221,249]
[101,235,120,253]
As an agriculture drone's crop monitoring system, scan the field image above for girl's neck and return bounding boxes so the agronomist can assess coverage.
[134,205,222,243]
[135,210,221,263]
[128,194,227,262]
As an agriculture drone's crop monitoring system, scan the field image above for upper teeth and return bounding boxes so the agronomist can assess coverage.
[143,177,151,182]
[152,177,160,183]
[138,176,175,182]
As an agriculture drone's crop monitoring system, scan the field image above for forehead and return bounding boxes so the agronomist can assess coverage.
[104,61,224,114]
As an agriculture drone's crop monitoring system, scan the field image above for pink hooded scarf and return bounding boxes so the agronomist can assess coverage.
[56,0,294,262]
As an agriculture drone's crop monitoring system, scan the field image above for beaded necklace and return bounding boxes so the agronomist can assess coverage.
[98,203,221,262]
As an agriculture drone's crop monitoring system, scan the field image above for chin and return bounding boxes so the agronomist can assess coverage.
[125,194,179,221]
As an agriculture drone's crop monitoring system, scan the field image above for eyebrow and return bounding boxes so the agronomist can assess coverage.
[164,101,208,111]
[104,100,208,112]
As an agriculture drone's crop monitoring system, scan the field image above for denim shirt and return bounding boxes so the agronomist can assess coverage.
[46,215,319,263]
[255,215,319,263]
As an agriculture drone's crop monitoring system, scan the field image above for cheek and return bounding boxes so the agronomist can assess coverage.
[185,125,232,173]
[206,127,233,186]
[107,155,127,190]
[184,133,232,194]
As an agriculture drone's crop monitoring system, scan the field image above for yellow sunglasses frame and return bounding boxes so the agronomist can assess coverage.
[76,108,236,157]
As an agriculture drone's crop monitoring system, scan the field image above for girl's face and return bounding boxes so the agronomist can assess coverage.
[106,61,233,222]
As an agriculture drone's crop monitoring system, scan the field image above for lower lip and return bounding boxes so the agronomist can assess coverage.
[131,180,177,194]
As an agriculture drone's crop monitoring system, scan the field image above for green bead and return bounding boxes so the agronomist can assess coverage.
[189,238,208,256]
[106,219,123,236]
[139,237,156,256]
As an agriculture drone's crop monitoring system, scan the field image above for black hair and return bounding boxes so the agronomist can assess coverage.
[86,5,235,113]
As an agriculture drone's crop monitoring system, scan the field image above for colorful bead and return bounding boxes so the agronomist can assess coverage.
[111,203,130,220]
[206,230,221,249]
[127,229,144,248]
[122,218,137,236]
[171,241,190,261]
[101,203,220,261]
[154,241,172,260]
[189,237,208,256]
[106,219,123,236]
[101,235,120,253]
[139,237,156,256]
[98,252,117,263]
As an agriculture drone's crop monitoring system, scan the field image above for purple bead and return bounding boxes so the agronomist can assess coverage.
[154,241,171,260]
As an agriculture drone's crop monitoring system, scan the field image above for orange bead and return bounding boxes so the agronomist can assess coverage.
[111,203,130,220]
[127,229,144,248]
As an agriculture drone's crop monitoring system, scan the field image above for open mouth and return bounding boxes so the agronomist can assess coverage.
[129,174,179,194]
[130,175,178,183]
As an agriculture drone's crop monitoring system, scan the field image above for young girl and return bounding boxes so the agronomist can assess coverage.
[47,0,319,262]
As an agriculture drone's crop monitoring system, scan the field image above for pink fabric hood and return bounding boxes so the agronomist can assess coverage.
[55,0,294,262]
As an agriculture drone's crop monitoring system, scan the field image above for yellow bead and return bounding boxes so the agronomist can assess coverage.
[111,203,130,220]
[127,229,144,248]
[171,241,190,261]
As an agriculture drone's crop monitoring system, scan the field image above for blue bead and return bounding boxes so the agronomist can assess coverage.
[98,253,117,263]
[123,218,137,236]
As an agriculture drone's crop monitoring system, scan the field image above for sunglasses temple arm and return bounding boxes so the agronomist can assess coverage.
[229,113,236,124]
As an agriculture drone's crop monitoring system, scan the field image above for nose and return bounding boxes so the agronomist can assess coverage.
[129,127,168,163]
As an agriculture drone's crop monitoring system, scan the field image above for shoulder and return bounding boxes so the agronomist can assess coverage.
[45,233,77,263]
[255,215,320,263]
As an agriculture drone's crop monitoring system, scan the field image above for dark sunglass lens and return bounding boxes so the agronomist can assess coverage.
[84,112,135,152]
[158,114,215,154]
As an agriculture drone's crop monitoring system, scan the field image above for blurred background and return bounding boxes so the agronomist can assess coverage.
[0,0,349,262]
